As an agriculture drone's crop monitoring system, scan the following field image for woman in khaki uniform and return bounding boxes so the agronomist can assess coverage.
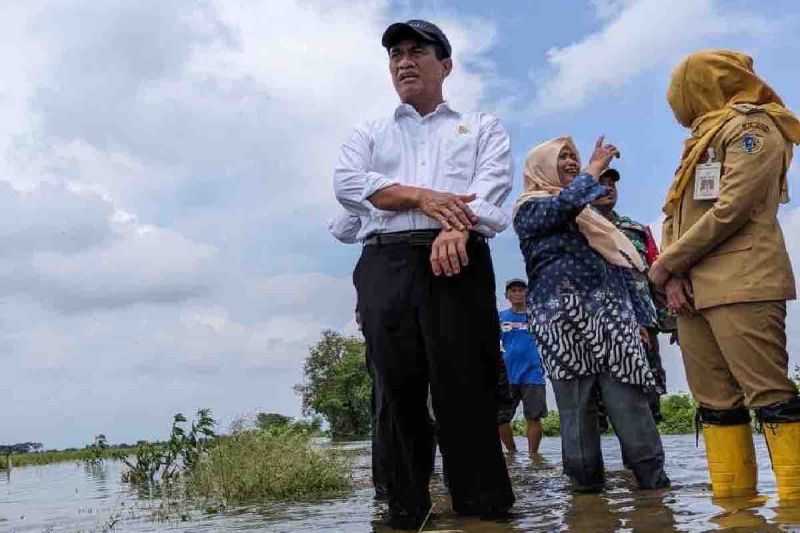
[650,50,800,501]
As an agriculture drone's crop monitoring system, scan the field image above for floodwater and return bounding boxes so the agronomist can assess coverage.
[2,435,800,532]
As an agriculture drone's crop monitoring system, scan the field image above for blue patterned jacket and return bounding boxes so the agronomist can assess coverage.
[513,173,657,328]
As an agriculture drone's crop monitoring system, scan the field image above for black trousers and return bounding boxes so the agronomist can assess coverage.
[354,235,514,518]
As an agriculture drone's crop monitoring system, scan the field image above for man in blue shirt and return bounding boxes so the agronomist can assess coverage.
[498,279,547,455]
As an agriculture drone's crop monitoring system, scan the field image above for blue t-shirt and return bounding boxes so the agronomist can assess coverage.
[499,308,545,385]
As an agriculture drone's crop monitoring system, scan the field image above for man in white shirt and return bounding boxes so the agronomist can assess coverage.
[333,19,514,530]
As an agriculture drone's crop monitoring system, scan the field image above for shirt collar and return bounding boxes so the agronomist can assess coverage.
[394,101,459,121]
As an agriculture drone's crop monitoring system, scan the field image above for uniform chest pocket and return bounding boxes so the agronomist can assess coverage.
[443,134,478,183]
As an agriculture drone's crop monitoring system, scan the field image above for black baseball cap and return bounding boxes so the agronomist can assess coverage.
[505,278,527,291]
[382,20,452,58]
[600,168,620,181]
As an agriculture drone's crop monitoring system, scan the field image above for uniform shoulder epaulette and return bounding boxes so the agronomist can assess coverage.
[731,103,762,115]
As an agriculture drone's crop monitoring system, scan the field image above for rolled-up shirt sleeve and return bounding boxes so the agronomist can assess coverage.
[328,211,362,244]
[467,116,513,236]
[333,124,398,216]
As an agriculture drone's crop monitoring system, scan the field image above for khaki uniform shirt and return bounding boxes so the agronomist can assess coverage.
[660,109,796,310]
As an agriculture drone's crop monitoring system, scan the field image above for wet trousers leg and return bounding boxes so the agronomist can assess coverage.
[553,374,669,491]
[355,239,513,520]
[598,374,670,489]
[552,376,605,492]
[421,239,514,514]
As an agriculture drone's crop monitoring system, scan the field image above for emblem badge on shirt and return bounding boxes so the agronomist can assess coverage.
[457,124,470,135]
[741,133,763,154]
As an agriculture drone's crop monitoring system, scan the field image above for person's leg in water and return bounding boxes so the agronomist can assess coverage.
[592,383,610,434]
[520,384,547,455]
[526,419,543,455]
[423,238,514,518]
[702,302,800,500]
[357,245,434,530]
[552,375,605,492]
[498,423,516,453]
[598,373,670,489]
[497,358,517,453]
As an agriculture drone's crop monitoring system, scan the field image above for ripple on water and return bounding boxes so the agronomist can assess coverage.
[1,435,800,532]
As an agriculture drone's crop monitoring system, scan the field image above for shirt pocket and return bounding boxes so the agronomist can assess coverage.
[442,133,478,191]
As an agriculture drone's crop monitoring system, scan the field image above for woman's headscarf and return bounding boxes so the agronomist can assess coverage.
[663,49,800,215]
[514,137,645,271]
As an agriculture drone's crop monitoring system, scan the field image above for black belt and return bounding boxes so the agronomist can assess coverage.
[363,230,485,247]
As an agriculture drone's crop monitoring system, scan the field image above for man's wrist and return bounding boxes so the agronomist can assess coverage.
[410,186,425,209]
[436,228,468,238]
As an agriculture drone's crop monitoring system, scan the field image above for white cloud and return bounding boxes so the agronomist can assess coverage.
[32,224,217,312]
[531,0,771,115]
[0,0,497,448]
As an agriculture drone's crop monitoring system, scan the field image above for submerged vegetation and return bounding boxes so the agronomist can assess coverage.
[6,408,349,504]
[190,422,351,502]
[117,410,350,504]
[120,409,215,484]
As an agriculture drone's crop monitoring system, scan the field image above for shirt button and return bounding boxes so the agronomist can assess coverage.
[421,161,426,166]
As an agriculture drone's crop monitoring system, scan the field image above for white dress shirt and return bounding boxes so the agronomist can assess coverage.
[333,102,512,240]
[328,211,361,244]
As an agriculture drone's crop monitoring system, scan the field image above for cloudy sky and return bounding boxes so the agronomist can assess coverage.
[3,0,800,448]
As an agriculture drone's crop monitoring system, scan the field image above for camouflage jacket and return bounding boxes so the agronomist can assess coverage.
[610,211,677,333]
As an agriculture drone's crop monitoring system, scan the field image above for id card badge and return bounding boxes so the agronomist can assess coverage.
[694,148,721,200]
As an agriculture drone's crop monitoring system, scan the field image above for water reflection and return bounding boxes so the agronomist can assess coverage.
[1,435,800,532]
[709,496,776,531]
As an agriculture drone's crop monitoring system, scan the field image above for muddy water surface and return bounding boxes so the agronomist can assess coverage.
[2,435,800,532]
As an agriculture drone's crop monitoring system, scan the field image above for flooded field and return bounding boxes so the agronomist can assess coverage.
[2,434,799,532]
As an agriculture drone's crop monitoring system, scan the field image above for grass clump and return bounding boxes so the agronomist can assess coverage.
[189,426,351,502]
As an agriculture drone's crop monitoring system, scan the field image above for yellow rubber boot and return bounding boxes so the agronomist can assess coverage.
[703,423,757,498]
[764,421,800,500]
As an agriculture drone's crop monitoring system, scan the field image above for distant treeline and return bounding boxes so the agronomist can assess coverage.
[7,446,138,468]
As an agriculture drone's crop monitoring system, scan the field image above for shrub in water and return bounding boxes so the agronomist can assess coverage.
[189,424,351,502]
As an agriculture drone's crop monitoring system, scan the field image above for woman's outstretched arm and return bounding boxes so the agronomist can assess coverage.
[513,174,607,239]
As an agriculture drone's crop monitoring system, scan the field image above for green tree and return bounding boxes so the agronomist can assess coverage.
[256,413,293,431]
[295,330,371,440]
[658,393,696,434]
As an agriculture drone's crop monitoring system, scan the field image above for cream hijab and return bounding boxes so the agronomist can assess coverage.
[514,137,645,271]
